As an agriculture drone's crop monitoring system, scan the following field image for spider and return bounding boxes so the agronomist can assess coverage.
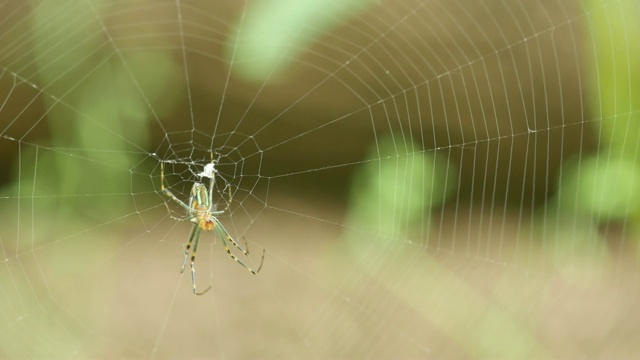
[160,157,265,295]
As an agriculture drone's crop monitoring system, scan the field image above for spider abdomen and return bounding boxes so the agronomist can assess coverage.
[200,218,215,231]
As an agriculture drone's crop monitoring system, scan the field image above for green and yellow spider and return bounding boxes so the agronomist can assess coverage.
[160,158,264,295]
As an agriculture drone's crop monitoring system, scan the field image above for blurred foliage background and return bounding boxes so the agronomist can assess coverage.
[0,0,639,358]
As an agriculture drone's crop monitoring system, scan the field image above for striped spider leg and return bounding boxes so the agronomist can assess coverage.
[160,159,265,295]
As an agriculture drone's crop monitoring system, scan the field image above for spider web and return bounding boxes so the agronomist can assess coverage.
[1,0,639,358]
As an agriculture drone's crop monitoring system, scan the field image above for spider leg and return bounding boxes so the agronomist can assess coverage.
[168,212,197,222]
[181,224,212,295]
[214,218,249,255]
[162,188,193,213]
[161,162,194,212]
[180,223,197,273]
[216,184,234,213]
[214,219,265,274]
[161,197,196,222]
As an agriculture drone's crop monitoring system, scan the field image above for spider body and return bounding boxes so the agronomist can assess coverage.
[160,159,265,295]
[189,182,217,231]
[196,213,215,231]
